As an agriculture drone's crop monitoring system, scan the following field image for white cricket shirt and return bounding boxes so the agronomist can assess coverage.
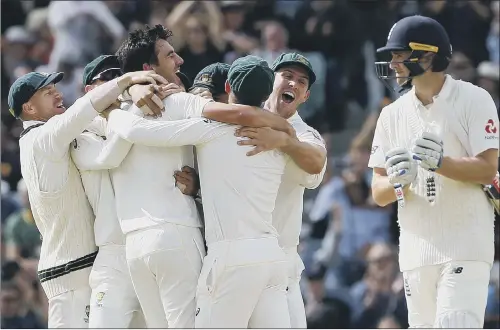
[71,116,131,247]
[369,75,499,271]
[19,96,98,299]
[273,112,327,250]
[108,93,210,234]
[107,93,287,245]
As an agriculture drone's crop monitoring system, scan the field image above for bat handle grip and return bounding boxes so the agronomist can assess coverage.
[394,183,405,208]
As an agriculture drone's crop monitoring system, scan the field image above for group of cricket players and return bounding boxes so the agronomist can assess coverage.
[7,14,499,329]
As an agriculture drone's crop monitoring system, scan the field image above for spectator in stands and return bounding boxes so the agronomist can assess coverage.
[2,26,38,84]
[487,0,499,64]
[317,139,392,292]
[252,20,292,65]
[25,8,52,66]
[349,243,405,328]
[46,1,126,71]
[1,179,19,225]
[476,61,499,110]
[0,281,44,329]
[219,0,259,64]
[1,123,22,193]
[1,261,46,328]
[3,179,41,261]
[166,1,225,81]
[447,51,476,83]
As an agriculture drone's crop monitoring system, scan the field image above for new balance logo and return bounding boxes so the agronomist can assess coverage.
[451,266,463,274]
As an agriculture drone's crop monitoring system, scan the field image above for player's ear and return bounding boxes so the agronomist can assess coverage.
[224,80,231,94]
[84,85,94,93]
[142,63,153,71]
[22,102,35,116]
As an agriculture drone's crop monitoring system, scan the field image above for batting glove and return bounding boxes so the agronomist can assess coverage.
[385,147,418,187]
[411,132,443,171]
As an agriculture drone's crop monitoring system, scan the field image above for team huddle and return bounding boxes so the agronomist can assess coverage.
[8,22,326,329]
[7,15,499,329]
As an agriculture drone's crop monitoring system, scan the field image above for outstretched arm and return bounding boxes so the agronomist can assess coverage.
[107,108,227,147]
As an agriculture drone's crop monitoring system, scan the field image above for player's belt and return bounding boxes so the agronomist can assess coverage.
[38,251,98,283]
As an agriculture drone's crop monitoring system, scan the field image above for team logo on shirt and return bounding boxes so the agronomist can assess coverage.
[485,119,497,134]
[96,292,105,307]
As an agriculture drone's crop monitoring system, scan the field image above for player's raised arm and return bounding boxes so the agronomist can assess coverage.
[202,102,294,135]
[162,61,294,136]
[107,108,225,147]
[11,70,166,159]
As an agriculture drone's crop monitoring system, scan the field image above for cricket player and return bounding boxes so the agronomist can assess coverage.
[189,62,231,103]
[112,26,294,328]
[370,15,499,328]
[105,55,294,328]
[8,68,166,328]
[235,53,328,328]
[70,55,159,328]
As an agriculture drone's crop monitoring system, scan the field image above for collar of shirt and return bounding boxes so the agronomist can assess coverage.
[287,111,301,123]
[23,120,45,129]
[410,74,455,110]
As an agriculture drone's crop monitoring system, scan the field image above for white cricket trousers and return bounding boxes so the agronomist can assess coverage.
[195,237,291,328]
[283,247,307,329]
[88,245,145,328]
[126,223,206,328]
[48,287,91,328]
[403,260,491,328]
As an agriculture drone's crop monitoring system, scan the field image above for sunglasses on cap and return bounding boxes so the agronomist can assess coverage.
[91,68,122,83]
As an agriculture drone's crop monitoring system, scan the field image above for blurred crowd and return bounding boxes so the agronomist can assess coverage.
[1,0,499,328]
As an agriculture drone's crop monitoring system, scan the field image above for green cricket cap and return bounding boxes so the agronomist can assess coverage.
[8,71,64,118]
[190,63,230,96]
[228,55,274,105]
[271,52,316,87]
[82,55,121,86]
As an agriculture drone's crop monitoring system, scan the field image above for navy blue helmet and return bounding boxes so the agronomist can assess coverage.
[375,15,452,93]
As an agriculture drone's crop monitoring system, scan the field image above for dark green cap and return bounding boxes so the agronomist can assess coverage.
[8,72,64,118]
[271,52,316,87]
[82,55,121,86]
[190,63,230,96]
[228,55,274,105]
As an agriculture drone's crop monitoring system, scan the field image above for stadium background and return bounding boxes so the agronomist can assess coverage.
[1,0,499,328]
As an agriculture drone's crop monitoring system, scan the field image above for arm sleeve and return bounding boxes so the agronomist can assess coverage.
[34,96,98,160]
[291,127,328,189]
[107,109,228,147]
[466,88,500,157]
[163,92,214,120]
[71,131,133,171]
[368,110,390,169]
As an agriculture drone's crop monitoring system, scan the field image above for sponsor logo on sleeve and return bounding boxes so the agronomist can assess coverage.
[485,119,498,140]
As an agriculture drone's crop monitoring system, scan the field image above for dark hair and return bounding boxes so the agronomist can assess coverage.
[116,24,173,73]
